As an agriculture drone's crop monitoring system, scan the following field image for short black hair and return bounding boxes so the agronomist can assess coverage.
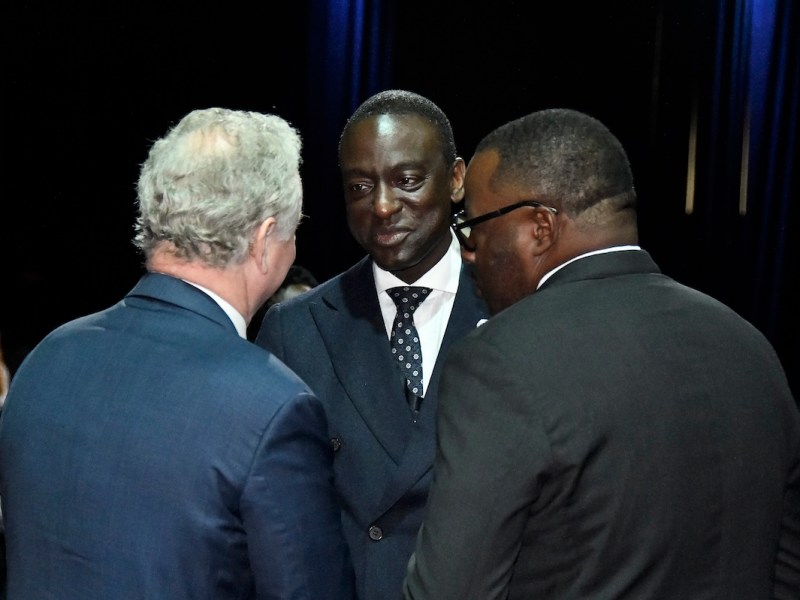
[476,108,636,217]
[339,89,458,167]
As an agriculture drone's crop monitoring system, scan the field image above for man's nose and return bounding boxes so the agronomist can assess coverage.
[373,186,401,217]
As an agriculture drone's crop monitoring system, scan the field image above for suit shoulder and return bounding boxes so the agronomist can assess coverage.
[266,258,370,316]
[215,336,310,390]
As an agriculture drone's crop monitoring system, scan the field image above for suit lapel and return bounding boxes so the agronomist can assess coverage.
[376,263,489,514]
[309,259,413,463]
[429,263,488,397]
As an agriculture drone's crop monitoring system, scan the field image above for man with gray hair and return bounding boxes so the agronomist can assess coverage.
[0,108,354,599]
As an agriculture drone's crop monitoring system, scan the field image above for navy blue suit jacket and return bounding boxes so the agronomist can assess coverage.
[256,256,488,600]
[0,273,354,599]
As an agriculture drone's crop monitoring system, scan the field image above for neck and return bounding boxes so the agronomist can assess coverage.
[390,231,452,284]
[147,250,258,323]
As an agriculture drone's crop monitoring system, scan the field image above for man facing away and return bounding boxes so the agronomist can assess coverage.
[0,108,354,599]
[403,108,800,599]
[256,90,488,600]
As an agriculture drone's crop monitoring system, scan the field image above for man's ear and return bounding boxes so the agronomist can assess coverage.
[529,208,558,255]
[251,217,277,273]
[450,157,466,203]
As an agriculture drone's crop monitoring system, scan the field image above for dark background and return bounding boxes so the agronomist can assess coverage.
[2,1,798,396]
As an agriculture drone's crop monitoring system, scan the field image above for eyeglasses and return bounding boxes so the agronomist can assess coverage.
[451,200,558,251]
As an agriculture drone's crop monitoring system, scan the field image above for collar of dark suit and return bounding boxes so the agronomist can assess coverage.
[126,272,240,336]
[539,249,660,291]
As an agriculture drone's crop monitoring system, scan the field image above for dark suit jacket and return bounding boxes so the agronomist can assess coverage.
[256,256,488,600]
[0,273,354,600]
[404,250,800,599]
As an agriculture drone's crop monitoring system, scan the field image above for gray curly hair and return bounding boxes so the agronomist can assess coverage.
[134,107,303,267]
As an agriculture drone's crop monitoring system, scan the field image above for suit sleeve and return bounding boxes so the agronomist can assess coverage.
[241,391,354,600]
[403,336,552,600]
[774,417,800,599]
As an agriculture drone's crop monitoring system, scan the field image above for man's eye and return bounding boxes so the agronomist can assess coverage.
[397,175,424,189]
[348,182,372,193]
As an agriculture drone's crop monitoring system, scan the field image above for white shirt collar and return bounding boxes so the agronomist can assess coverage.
[537,245,642,289]
[183,280,248,339]
[373,230,462,294]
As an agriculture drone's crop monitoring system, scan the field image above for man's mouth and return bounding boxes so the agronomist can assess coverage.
[374,229,410,246]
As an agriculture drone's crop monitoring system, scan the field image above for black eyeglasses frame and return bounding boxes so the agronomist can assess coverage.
[451,200,558,251]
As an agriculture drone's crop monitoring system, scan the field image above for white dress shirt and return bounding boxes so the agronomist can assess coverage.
[373,232,462,396]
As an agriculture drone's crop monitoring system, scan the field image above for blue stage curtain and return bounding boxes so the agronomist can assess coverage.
[306,0,394,145]
[723,0,798,390]
[741,0,798,343]
[298,0,396,272]
[680,0,799,393]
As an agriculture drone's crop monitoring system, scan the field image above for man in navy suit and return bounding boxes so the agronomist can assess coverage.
[256,90,488,600]
[0,108,354,599]
[403,108,800,599]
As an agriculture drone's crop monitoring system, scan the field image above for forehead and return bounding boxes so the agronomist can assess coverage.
[341,114,442,167]
[464,150,503,213]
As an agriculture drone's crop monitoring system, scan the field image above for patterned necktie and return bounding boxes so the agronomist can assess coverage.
[387,286,431,399]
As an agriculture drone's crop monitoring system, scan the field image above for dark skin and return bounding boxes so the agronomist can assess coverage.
[462,149,638,314]
[339,114,465,284]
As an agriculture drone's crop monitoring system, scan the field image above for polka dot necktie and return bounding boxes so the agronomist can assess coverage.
[387,286,431,399]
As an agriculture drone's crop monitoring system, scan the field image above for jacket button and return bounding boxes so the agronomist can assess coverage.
[368,525,383,541]
[330,437,342,452]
